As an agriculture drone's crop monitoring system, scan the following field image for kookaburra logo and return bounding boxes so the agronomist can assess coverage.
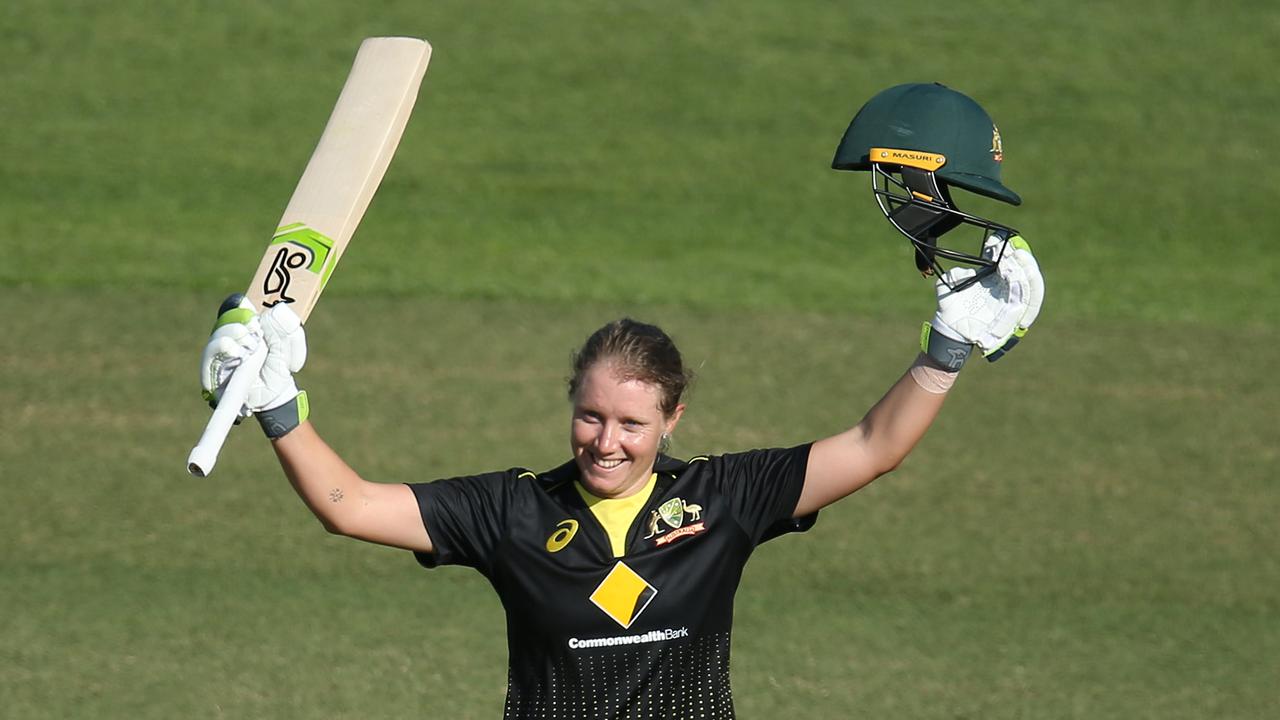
[990,125,1004,163]
[262,246,310,305]
[644,497,706,546]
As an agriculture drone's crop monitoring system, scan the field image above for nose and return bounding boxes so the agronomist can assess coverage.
[593,422,620,454]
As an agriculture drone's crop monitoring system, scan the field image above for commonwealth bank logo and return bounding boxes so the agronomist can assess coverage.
[589,561,657,628]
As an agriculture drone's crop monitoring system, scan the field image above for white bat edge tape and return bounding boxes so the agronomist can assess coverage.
[186,343,269,477]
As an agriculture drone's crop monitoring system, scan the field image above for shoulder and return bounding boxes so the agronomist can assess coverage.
[410,463,552,505]
[530,459,580,493]
[657,444,813,480]
[654,453,708,473]
[413,459,583,500]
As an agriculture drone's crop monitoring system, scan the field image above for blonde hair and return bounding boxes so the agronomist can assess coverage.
[568,318,691,417]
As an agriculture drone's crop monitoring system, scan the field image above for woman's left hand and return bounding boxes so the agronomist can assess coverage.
[923,233,1045,367]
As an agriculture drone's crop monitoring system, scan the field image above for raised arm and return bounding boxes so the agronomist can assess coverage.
[794,235,1044,517]
[796,354,950,516]
[272,421,431,552]
[198,295,431,553]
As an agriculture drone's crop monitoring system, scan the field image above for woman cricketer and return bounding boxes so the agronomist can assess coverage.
[198,83,1043,719]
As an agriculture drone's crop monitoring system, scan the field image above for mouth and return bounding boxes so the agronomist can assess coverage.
[590,455,626,471]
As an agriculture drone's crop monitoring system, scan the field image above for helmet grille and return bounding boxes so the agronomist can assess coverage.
[871,162,1019,291]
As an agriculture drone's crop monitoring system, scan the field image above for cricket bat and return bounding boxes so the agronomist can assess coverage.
[186,36,431,477]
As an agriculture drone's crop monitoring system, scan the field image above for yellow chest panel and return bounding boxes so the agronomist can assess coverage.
[575,474,657,557]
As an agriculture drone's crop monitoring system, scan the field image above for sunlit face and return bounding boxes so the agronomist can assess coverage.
[571,362,684,499]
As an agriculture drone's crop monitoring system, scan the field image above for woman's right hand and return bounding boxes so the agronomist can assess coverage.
[200,293,308,422]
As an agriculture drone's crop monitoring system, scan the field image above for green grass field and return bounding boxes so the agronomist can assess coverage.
[3,1,1278,717]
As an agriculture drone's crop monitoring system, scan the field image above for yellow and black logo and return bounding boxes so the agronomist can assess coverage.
[589,561,657,628]
[991,125,1004,162]
[545,519,579,553]
[869,147,946,172]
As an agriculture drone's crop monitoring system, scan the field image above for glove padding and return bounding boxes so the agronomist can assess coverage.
[927,234,1044,365]
[200,295,307,416]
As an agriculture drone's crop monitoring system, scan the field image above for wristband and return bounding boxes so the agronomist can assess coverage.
[909,352,959,394]
[920,322,972,370]
[257,391,309,439]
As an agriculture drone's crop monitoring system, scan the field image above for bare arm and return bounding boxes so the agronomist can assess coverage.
[793,354,950,516]
[272,421,433,553]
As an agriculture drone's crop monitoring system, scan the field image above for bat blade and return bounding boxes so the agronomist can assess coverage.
[247,36,431,321]
[187,37,431,477]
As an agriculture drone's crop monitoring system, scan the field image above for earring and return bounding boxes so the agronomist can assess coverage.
[659,433,671,453]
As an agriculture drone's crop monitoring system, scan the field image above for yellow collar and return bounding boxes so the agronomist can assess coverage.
[575,473,658,557]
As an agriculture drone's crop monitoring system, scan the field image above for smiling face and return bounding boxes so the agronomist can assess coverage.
[571,362,684,499]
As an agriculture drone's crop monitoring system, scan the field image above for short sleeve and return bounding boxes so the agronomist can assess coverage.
[711,443,814,546]
[406,470,514,572]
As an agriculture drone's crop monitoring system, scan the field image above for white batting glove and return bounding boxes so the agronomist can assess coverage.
[985,235,1044,360]
[921,233,1045,369]
[200,294,307,416]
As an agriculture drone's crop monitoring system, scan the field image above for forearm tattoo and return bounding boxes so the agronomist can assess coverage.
[328,488,344,503]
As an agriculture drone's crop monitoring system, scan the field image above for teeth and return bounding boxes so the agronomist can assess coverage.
[595,458,623,469]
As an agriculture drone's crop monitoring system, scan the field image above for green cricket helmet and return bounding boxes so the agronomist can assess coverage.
[832,82,1020,290]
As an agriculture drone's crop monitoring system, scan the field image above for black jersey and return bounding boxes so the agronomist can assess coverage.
[409,445,815,720]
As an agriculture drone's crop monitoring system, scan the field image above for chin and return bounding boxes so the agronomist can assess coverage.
[575,466,628,498]
[581,471,623,494]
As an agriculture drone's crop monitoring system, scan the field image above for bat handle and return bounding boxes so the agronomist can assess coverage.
[186,342,269,477]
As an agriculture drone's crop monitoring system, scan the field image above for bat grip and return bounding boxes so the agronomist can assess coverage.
[186,342,269,477]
